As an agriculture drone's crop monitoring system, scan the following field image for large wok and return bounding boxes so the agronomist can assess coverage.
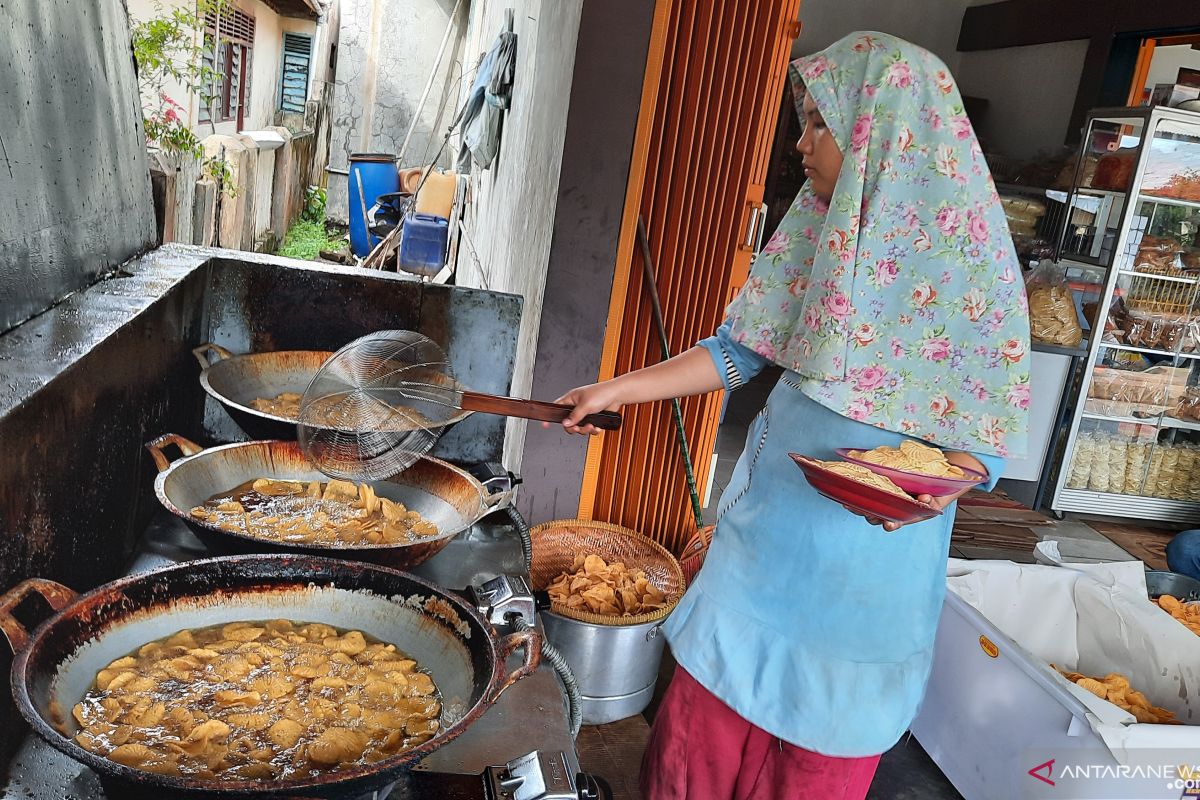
[1,554,540,799]
[148,435,511,570]
[193,343,471,441]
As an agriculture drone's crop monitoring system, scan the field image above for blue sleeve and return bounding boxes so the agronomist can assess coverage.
[697,322,771,392]
[961,451,1004,492]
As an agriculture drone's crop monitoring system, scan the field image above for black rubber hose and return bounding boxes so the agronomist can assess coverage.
[506,504,533,572]
[511,614,582,738]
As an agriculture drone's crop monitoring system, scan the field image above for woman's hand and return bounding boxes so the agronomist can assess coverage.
[555,381,626,436]
[551,347,725,436]
[845,450,986,532]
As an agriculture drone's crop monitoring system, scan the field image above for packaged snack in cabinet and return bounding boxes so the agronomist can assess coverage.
[1088,436,1113,493]
[1155,446,1181,498]
[1066,434,1095,489]
[1146,446,1166,496]
[1170,445,1197,500]
[1124,441,1150,494]
[1106,440,1129,494]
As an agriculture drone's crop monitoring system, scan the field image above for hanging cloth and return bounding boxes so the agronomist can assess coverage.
[459,9,517,171]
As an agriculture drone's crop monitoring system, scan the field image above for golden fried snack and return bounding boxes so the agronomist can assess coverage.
[73,620,440,781]
[1052,665,1178,724]
[848,440,966,478]
[250,392,303,419]
[1155,594,1200,637]
[546,554,668,617]
[190,479,439,546]
[818,460,911,497]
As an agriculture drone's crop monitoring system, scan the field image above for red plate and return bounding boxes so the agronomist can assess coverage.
[788,453,942,525]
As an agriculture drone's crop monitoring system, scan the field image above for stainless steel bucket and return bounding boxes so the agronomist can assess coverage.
[541,611,667,725]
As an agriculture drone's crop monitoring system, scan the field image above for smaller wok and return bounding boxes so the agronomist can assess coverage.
[192,343,473,441]
[148,434,512,570]
[2,554,540,799]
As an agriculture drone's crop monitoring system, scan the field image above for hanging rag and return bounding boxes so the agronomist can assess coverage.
[459,9,517,171]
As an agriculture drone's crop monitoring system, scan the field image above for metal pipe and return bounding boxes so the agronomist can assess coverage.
[397,0,466,166]
[511,614,582,738]
[505,505,533,572]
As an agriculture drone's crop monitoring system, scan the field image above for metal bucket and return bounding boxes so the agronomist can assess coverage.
[541,612,666,725]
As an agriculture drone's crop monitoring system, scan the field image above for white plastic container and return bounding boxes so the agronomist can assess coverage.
[911,588,1198,800]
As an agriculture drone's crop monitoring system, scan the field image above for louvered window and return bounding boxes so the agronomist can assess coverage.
[279,33,312,113]
[199,6,256,126]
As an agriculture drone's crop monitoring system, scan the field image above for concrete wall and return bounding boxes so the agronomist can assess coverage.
[955,39,1091,159]
[517,0,654,524]
[0,0,157,334]
[327,0,468,223]
[453,0,583,474]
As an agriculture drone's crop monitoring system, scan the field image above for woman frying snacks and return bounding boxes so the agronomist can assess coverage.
[558,32,1031,799]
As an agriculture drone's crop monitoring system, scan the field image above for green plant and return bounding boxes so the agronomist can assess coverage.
[301,186,328,223]
[131,0,234,188]
[278,218,345,261]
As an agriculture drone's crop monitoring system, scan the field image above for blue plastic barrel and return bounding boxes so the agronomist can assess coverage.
[348,153,399,257]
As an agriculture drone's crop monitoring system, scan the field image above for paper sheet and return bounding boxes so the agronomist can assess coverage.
[945,557,1200,764]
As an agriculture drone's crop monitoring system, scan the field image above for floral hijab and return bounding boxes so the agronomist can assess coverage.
[727,32,1029,457]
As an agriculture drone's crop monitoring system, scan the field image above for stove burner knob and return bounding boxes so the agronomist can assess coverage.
[574,772,611,800]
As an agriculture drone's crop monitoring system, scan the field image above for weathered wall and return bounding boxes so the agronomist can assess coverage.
[0,0,156,334]
[327,0,468,223]
[454,0,584,474]
[517,0,654,523]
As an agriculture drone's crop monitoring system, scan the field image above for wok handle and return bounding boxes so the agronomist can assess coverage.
[490,628,542,703]
[191,342,234,369]
[0,579,76,653]
[145,433,205,472]
[459,392,622,431]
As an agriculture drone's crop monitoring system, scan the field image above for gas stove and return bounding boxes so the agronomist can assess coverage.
[1,505,602,800]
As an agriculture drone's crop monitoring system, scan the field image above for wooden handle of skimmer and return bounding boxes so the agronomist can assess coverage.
[458,392,622,430]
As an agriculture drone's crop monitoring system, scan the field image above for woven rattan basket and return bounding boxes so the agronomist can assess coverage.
[530,519,684,627]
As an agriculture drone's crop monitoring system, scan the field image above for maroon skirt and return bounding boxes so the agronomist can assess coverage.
[640,667,882,800]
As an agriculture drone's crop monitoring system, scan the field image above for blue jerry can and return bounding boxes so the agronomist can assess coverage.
[398,213,449,277]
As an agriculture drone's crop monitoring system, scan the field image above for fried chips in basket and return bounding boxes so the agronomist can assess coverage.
[849,440,966,478]
[817,460,911,498]
[1156,594,1200,637]
[546,554,668,617]
[1052,666,1179,724]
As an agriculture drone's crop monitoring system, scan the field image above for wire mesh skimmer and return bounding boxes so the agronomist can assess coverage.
[299,331,621,480]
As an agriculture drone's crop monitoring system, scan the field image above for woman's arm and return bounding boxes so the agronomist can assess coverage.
[556,347,723,435]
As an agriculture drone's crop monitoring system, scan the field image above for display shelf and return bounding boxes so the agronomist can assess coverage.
[1097,342,1200,361]
[1075,186,1128,199]
[1059,255,1108,271]
[1032,341,1090,358]
[1118,269,1200,285]
[1080,411,1200,432]
[1055,488,1200,524]
[1139,193,1200,212]
[1050,105,1200,521]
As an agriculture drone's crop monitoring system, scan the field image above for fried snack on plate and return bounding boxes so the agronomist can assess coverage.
[848,440,966,478]
[546,554,667,617]
[817,460,911,498]
[1155,594,1200,636]
[1052,665,1179,724]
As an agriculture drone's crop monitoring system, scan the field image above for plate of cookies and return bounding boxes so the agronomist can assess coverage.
[787,454,943,525]
[834,441,986,496]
